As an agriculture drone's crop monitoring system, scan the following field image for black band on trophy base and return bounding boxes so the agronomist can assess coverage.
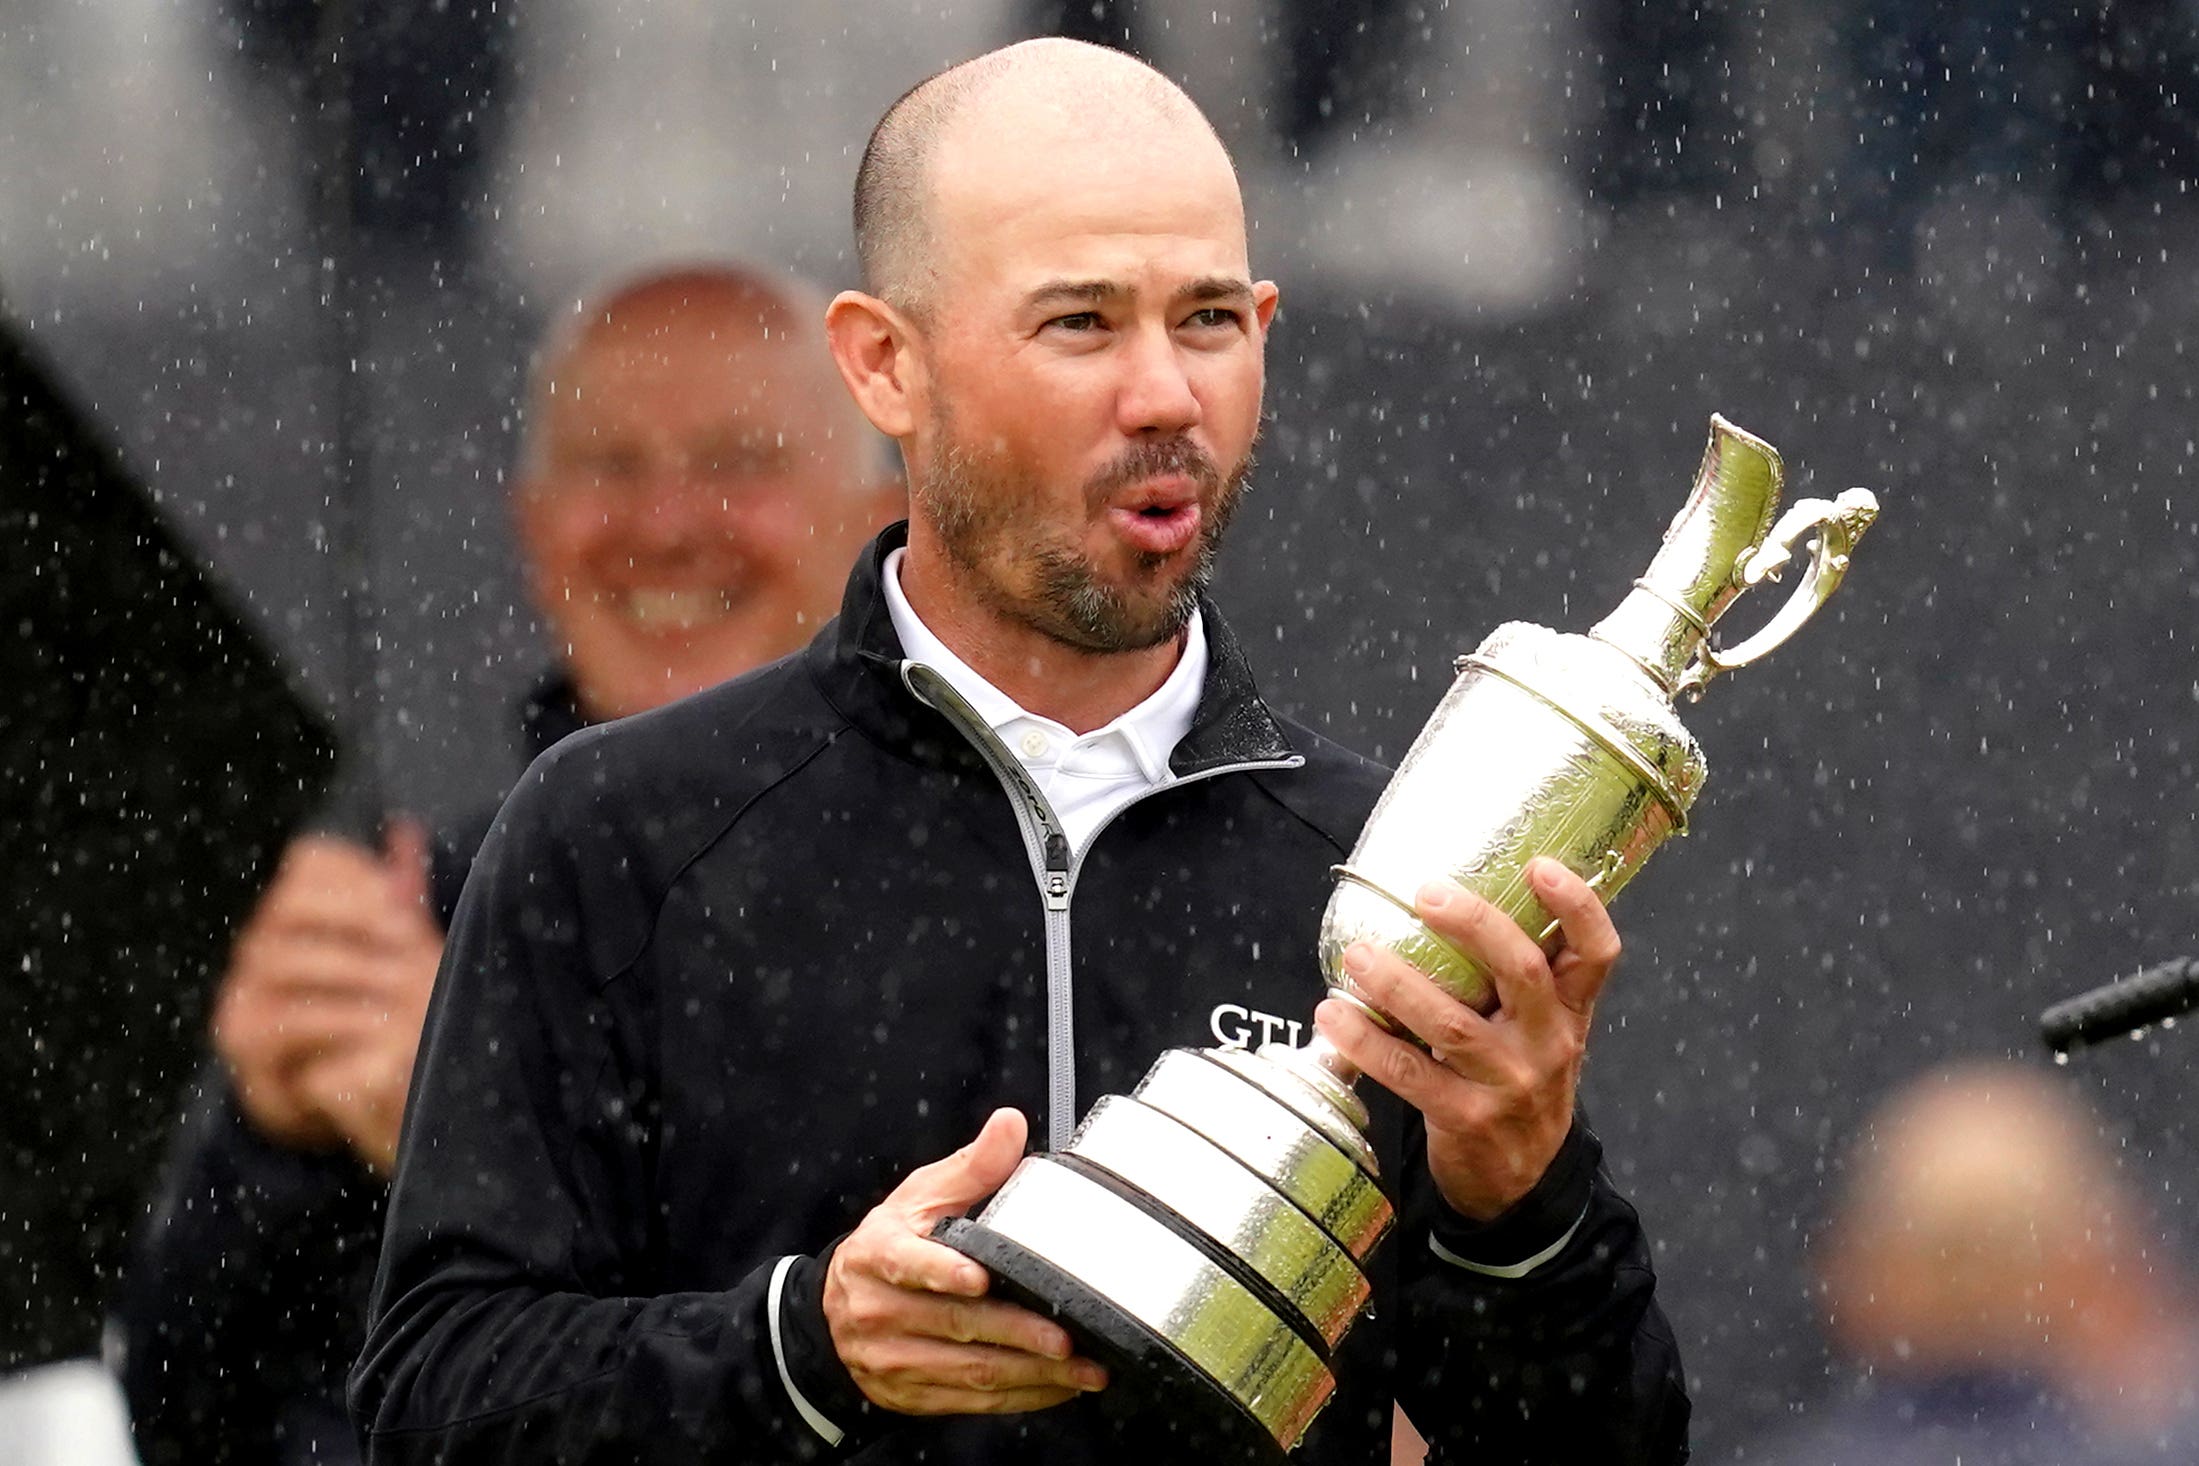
[934,1215,1289,1463]
[932,1142,1336,1459]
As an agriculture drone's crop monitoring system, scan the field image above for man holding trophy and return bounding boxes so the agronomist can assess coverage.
[351,38,1692,1464]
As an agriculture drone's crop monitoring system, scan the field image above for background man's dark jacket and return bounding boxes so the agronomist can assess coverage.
[114,683,587,1466]
[347,526,1689,1464]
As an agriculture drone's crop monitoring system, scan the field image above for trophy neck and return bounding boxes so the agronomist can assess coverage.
[1589,590,1708,695]
[1589,414,1785,693]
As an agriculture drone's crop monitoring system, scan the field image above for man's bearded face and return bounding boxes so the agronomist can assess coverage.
[916,397,1254,654]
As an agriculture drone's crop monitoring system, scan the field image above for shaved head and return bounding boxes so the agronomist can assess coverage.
[522,264,866,479]
[853,38,1228,313]
[825,38,1275,729]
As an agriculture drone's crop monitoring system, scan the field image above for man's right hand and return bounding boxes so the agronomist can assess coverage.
[823,1108,1108,1416]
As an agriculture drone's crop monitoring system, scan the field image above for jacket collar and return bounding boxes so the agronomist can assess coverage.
[809,521,1299,777]
[518,672,591,759]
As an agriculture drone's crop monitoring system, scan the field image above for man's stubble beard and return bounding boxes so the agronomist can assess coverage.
[917,406,1256,654]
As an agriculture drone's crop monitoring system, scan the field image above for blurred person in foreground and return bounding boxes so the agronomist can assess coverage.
[1752,1060,2199,1465]
[349,37,1688,1465]
[114,263,900,1466]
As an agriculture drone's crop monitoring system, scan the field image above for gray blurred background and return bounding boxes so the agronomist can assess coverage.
[6,0,2199,1457]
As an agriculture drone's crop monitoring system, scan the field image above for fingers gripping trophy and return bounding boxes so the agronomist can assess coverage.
[939,415,1881,1455]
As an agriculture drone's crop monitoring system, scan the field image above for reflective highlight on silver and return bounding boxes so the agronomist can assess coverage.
[1067,1096,1372,1347]
[1133,1050,1392,1260]
[977,1158,1337,1447]
[1320,414,1881,1015]
[1204,1046,1373,1176]
[952,416,1880,1453]
[1321,629,1700,1013]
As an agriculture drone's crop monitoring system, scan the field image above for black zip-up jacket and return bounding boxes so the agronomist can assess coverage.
[350,525,1689,1463]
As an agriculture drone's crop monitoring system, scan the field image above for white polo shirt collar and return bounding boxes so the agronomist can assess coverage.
[881,547,1207,851]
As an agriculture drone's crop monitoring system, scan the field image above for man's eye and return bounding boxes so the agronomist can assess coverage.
[1185,307,1242,330]
[701,445,784,478]
[1048,312,1102,332]
[577,449,646,481]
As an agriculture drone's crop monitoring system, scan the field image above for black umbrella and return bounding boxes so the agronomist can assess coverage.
[0,308,337,1369]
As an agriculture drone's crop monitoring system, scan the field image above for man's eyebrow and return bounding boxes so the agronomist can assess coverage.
[1177,277,1256,307]
[1020,277,1257,312]
[1022,280,1122,311]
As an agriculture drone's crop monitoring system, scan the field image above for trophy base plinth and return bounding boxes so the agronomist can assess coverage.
[935,1216,1288,1464]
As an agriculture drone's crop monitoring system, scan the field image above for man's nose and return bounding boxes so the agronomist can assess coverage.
[1115,325,1202,437]
[625,465,731,550]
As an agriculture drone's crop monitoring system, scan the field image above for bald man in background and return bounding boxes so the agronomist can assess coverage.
[115,265,898,1466]
[351,38,1686,1465]
[1754,1062,2199,1466]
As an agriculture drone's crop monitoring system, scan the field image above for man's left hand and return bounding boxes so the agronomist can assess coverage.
[1314,857,1620,1221]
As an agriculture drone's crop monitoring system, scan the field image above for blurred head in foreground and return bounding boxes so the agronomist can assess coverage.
[516,264,900,720]
[1817,1060,2195,1443]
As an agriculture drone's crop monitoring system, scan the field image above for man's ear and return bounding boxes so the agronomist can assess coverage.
[826,291,923,440]
[1252,280,1281,334]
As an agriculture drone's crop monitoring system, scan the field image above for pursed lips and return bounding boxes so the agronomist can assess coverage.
[1104,478,1203,555]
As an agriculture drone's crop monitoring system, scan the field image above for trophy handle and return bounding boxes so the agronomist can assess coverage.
[1673,488,1880,700]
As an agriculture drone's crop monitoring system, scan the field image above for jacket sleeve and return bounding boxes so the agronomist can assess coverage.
[346,750,877,1464]
[1396,1116,1691,1465]
[116,1067,384,1466]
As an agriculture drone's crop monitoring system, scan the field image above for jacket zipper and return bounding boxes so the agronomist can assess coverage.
[900,662,1305,1150]
[1042,832,1071,911]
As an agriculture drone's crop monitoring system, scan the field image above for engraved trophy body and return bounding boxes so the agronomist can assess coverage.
[939,416,1880,1455]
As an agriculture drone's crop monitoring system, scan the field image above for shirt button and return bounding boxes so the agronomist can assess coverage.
[1019,729,1050,759]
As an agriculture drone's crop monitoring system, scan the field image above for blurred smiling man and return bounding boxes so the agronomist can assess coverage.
[117,263,896,1466]
[352,40,1687,1466]
[516,269,890,719]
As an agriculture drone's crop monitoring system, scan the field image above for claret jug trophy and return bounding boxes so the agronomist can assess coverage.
[940,415,1881,1455]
